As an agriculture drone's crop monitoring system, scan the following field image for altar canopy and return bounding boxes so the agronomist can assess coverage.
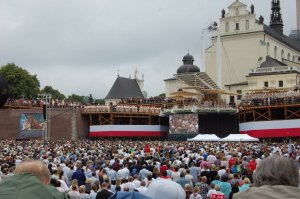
[187,134,220,141]
[221,134,259,142]
[188,134,259,142]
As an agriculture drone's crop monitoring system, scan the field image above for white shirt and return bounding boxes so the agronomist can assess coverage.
[137,186,148,194]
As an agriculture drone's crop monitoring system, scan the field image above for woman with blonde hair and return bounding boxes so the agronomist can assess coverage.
[78,185,89,199]
[189,186,202,199]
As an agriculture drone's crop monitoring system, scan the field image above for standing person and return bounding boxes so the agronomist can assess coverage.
[189,162,200,184]
[0,161,69,199]
[234,154,300,199]
[90,184,99,199]
[66,164,75,187]
[72,163,86,186]
[96,182,113,199]
[247,157,257,172]
[78,185,90,199]
[220,175,231,199]
[189,186,202,199]
[176,172,192,188]
[195,176,210,199]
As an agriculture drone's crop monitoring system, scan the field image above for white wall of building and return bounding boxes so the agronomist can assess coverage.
[164,79,187,97]
[205,0,300,91]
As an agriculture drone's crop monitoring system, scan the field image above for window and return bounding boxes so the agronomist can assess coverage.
[274,46,277,59]
[245,20,249,30]
[264,81,269,87]
[236,8,239,15]
[225,22,229,32]
[281,50,284,61]
[267,42,270,56]
[237,90,242,100]
[236,23,239,30]
[293,55,295,62]
[287,53,290,60]
[278,80,283,87]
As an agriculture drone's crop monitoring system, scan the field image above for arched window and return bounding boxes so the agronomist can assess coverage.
[245,20,249,30]
[225,22,229,32]
[293,55,295,62]
[267,42,270,56]
[281,50,284,61]
[287,53,290,60]
[274,46,277,59]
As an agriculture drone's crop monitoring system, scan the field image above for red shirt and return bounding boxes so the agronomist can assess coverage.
[248,160,257,171]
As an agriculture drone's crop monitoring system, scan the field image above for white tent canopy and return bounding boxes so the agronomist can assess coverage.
[220,134,259,142]
[187,134,220,141]
[188,134,259,142]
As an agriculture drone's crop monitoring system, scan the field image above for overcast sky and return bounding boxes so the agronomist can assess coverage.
[0,0,297,99]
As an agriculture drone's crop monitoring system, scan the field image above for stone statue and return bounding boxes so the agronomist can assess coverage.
[259,15,264,24]
[251,4,254,14]
[222,9,225,18]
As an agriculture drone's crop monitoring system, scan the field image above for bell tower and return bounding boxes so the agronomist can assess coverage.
[270,0,283,34]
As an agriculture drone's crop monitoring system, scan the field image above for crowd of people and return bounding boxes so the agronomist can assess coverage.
[83,105,162,114]
[241,91,300,107]
[0,139,299,199]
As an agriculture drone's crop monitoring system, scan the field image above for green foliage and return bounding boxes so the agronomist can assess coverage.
[94,98,105,105]
[41,86,65,100]
[0,63,40,99]
[159,93,166,98]
[67,94,86,104]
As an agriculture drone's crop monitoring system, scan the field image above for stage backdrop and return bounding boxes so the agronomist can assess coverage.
[169,114,198,134]
[19,113,45,139]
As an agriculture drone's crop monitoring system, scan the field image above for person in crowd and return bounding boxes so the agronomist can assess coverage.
[176,172,192,188]
[238,177,251,192]
[90,184,99,199]
[210,185,226,199]
[189,162,200,184]
[234,154,300,199]
[96,182,113,199]
[228,183,239,199]
[0,160,69,199]
[189,186,202,199]
[68,184,80,199]
[136,181,148,194]
[220,175,231,199]
[207,183,217,198]
[195,176,210,199]
[72,163,86,186]
[185,183,193,199]
[78,185,90,199]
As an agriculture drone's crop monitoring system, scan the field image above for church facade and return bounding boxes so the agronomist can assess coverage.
[205,0,300,103]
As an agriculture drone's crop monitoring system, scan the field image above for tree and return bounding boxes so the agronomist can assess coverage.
[41,86,65,100]
[0,63,40,99]
[94,98,105,105]
[67,94,86,104]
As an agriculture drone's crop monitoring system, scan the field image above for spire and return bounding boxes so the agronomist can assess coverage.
[270,0,283,34]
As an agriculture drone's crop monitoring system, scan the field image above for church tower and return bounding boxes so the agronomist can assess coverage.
[270,0,283,34]
[297,0,300,31]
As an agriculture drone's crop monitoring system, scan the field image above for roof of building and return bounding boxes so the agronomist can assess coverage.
[259,56,286,68]
[105,76,144,99]
[177,53,200,74]
[263,24,300,52]
[228,0,247,8]
[225,81,248,87]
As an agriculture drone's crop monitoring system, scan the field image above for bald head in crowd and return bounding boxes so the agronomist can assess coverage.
[14,160,51,185]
